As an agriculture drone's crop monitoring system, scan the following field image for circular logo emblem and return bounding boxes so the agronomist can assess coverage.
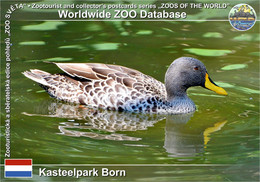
[229,4,257,31]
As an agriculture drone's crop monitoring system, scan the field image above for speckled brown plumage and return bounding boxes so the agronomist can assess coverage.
[23,62,168,113]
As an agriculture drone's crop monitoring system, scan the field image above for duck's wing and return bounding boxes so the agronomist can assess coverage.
[55,63,166,96]
[55,63,139,81]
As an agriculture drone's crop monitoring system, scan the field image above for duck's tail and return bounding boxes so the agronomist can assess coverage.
[22,69,52,87]
[23,69,82,103]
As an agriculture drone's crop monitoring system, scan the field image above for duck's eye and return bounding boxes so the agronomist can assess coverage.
[193,66,199,71]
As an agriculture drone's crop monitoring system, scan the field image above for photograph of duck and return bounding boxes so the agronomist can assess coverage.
[23,57,227,114]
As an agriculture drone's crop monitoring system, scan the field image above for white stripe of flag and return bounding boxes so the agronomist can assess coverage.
[5,165,32,171]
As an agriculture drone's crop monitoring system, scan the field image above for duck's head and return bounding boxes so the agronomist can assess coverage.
[165,57,227,100]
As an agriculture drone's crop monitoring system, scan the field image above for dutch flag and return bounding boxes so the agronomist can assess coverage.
[5,159,33,178]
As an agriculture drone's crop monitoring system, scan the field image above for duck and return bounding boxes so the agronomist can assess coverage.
[23,57,227,114]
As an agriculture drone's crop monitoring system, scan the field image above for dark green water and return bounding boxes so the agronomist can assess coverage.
[1,13,259,182]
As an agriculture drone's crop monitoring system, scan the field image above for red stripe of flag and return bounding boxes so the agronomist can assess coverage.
[5,159,32,165]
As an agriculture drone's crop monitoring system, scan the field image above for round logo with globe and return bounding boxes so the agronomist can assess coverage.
[229,4,257,31]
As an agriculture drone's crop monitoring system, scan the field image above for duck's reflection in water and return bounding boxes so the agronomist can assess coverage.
[23,101,165,141]
[164,114,227,158]
[164,114,203,158]
[23,101,227,157]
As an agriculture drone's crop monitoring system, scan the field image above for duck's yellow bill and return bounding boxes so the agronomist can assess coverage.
[205,73,228,96]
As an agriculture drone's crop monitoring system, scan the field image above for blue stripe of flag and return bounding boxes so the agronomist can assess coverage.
[5,171,32,178]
